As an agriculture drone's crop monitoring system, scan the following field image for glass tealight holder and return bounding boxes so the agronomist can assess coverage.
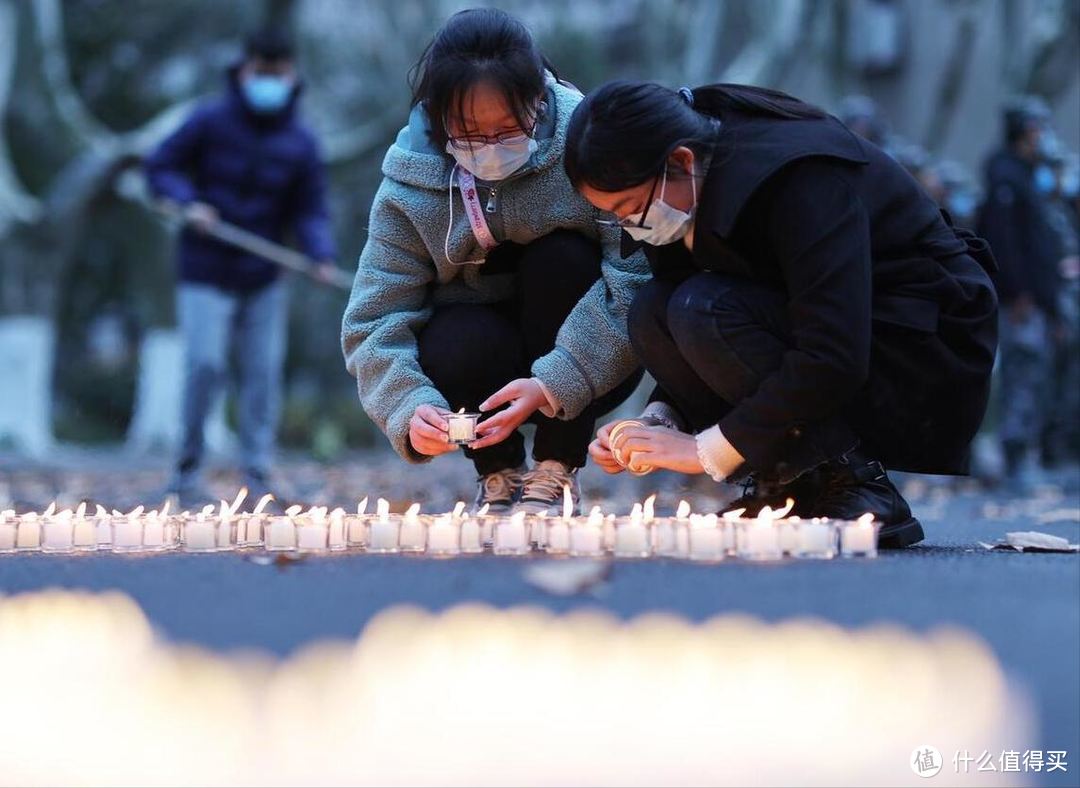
[365,516,400,554]
[612,516,652,559]
[734,518,784,561]
[568,519,605,558]
[237,513,267,547]
[544,518,571,555]
[493,516,530,556]
[264,516,298,551]
[839,519,879,558]
[41,517,75,553]
[294,515,330,553]
[16,515,42,551]
[141,515,173,552]
[110,516,144,553]
[398,515,428,553]
[529,515,547,549]
[0,515,16,553]
[687,517,726,562]
[446,412,481,445]
[650,517,678,557]
[182,517,220,553]
[72,517,98,552]
[344,515,368,548]
[459,516,484,554]
[426,516,461,556]
[795,518,838,559]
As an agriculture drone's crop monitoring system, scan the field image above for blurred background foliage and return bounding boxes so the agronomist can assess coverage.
[0,0,1077,458]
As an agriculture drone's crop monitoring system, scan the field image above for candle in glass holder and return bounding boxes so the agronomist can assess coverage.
[367,498,399,553]
[347,497,369,547]
[184,505,219,552]
[17,505,46,551]
[142,509,168,551]
[672,500,692,558]
[686,514,724,561]
[263,514,296,551]
[840,513,879,558]
[95,505,112,547]
[797,518,837,559]
[736,506,784,561]
[570,506,605,557]
[778,517,800,556]
[111,507,144,552]
[239,493,275,547]
[327,507,347,551]
[296,507,330,552]
[546,488,574,555]
[446,409,480,445]
[474,503,494,547]
[427,512,461,555]
[614,503,651,558]
[398,503,425,552]
[216,500,238,550]
[0,510,15,552]
[42,508,75,553]
[494,511,529,555]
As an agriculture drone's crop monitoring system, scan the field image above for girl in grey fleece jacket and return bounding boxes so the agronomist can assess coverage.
[340,8,648,513]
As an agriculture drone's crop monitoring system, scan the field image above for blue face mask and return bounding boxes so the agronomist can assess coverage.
[947,192,976,219]
[242,75,294,114]
[1034,165,1056,195]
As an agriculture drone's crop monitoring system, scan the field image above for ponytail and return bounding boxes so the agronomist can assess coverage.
[565,80,824,193]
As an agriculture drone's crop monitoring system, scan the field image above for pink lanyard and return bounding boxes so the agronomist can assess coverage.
[455,168,499,251]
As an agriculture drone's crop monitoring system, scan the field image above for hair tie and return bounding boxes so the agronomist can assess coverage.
[678,86,695,107]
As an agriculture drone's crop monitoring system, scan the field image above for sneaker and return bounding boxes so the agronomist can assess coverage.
[811,450,924,548]
[516,460,580,516]
[474,464,527,514]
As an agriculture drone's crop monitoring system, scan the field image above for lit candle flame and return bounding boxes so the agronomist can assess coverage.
[159,499,171,519]
[857,512,875,526]
[75,502,87,520]
[630,502,643,525]
[218,500,229,519]
[774,498,796,519]
[230,487,248,515]
[643,494,656,523]
[477,503,491,517]
[129,505,145,519]
[44,502,56,517]
[377,498,390,521]
[95,505,107,518]
[587,506,604,528]
[253,494,274,515]
[722,508,746,521]
[285,504,303,518]
[357,496,369,516]
[511,511,527,527]
[676,500,691,520]
[562,485,573,522]
[405,503,421,521]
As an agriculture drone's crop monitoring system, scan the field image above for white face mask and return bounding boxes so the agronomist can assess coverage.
[623,168,697,246]
[445,136,538,182]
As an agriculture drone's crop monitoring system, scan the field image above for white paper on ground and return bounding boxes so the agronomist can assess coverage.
[979,531,1079,553]
[523,559,611,596]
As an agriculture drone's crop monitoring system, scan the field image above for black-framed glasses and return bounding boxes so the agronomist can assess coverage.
[596,172,661,231]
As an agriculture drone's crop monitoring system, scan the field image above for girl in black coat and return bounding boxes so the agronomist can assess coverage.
[565,82,999,547]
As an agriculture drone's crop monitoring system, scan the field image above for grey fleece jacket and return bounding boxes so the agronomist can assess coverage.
[341,80,649,462]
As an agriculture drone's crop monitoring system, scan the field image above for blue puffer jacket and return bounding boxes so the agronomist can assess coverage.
[144,68,336,292]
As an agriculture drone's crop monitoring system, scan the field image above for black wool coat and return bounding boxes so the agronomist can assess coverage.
[638,108,999,475]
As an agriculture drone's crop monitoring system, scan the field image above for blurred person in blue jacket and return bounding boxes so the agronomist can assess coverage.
[145,28,337,508]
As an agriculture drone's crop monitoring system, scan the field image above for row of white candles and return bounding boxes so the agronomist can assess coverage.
[0,488,879,560]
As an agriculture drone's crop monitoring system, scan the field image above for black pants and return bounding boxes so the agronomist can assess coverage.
[418,230,642,475]
[628,272,858,482]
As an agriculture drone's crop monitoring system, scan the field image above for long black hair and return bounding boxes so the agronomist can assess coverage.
[409,8,559,150]
[565,80,826,192]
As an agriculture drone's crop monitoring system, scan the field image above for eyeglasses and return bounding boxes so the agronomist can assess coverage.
[596,172,661,232]
[446,107,543,150]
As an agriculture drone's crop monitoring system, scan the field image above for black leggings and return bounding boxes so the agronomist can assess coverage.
[418,230,642,475]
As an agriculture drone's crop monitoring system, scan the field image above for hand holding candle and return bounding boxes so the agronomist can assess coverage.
[408,404,457,457]
[471,378,547,450]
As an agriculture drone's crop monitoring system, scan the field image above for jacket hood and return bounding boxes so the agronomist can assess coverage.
[381,78,579,190]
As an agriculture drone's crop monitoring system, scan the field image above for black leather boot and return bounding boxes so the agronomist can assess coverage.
[812,450,924,548]
[721,471,823,518]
